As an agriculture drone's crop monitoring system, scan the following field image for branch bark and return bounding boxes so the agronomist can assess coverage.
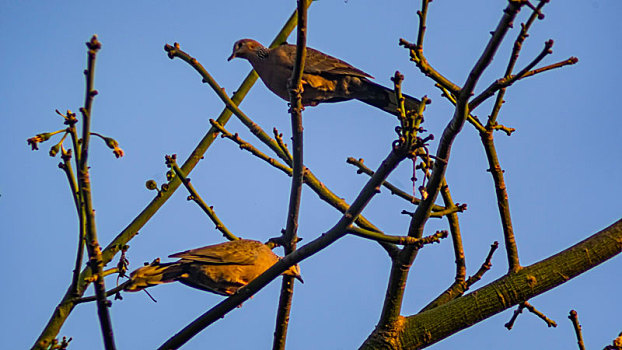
[361,218,622,349]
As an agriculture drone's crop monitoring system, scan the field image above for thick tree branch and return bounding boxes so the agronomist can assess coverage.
[361,219,622,349]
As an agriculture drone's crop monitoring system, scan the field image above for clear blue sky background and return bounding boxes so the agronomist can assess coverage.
[1,1,621,349]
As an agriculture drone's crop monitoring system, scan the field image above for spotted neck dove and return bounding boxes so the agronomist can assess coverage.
[124,239,303,296]
[228,39,420,116]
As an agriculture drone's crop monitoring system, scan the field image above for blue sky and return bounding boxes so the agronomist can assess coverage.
[1,1,621,349]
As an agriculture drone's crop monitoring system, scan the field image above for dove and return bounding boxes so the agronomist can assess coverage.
[228,39,420,116]
[124,239,303,296]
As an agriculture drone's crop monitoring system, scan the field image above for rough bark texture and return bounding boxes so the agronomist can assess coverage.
[360,219,622,349]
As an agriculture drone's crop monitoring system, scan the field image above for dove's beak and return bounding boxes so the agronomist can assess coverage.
[227,53,236,61]
[295,274,304,284]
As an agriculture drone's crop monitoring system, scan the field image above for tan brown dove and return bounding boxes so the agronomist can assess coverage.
[228,39,420,116]
[124,239,303,296]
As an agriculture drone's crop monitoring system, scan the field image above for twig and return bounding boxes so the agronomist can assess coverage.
[506,301,556,330]
[465,241,499,288]
[210,120,291,175]
[347,226,447,246]
[490,0,550,125]
[419,237,496,312]
[399,17,461,98]
[346,157,446,212]
[166,154,238,241]
[73,281,130,305]
[470,39,555,111]
[569,310,586,350]
[480,128,520,272]
[58,147,86,297]
[418,180,468,312]
[273,128,292,163]
[523,302,557,328]
[441,180,466,281]
[505,303,525,330]
[415,0,430,48]
[165,43,291,164]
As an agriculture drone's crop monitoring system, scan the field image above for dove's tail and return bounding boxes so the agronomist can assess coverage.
[356,80,420,117]
[124,261,187,292]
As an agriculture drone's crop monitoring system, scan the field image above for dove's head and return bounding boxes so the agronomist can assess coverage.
[228,39,264,61]
[282,263,304,284]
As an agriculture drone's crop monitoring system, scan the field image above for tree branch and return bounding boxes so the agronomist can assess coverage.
[75,35,117,350]
[362,218,622,349]
[166,155,238,241]
[273,1,308,348]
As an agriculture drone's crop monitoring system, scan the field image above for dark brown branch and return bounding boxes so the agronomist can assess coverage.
[273,1,308,349]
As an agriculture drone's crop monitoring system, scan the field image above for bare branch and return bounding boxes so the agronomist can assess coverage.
[569,310,586,350]
[273,0,309,348]
[166,154,238,241]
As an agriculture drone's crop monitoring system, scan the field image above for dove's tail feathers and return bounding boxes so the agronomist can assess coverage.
[357,81,420,117]
[124,262,187,292]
